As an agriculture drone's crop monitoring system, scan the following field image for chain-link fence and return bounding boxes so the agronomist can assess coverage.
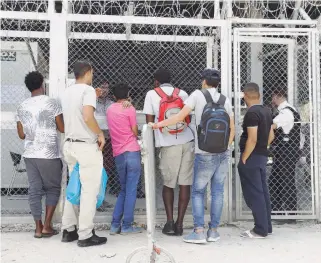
[1,0,321,223]
[233,29,317,219]
[68,22,216,215]
[1,17,50,216]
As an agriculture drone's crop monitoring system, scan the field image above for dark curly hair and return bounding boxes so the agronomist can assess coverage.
[24,71,44,92]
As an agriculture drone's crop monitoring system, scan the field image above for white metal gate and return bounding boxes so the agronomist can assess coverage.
[233,28,320,220]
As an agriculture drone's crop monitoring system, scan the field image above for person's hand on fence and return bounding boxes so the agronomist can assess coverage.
[96,82,109,98]
[148,122,159,130]
[121,100,132,109]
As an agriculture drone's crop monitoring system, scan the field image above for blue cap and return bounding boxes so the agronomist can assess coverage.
[201,68,221,81]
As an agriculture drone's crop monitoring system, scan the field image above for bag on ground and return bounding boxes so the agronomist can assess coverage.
[66,163,109,208]
[155,87,190,134]
[197,89,230,153]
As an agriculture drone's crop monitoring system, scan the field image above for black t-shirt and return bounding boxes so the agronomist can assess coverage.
[239,105,272,156]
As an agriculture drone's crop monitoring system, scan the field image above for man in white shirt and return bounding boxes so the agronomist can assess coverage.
[60,61,107,247]
[270,89,301,219]
[152,69,235,244]
[143,69,194,236]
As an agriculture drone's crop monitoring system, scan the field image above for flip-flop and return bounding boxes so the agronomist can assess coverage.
[240,230,265,239]
[42,229,59,238]
[34,231,42,239]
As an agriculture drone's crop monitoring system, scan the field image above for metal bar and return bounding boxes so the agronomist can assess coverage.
[206,37,214,68]
[0,30,209,43]
[308,31,316,217]
[233,29,242,220]
[1,10,317,26]
[214,0,220,20]
[311,31,321,221]
[287,41,295,106]
[291,0,302,21]
[67,13,225,27]
[231,17,317,26]
[234,27,314,33]
[1,11,49,20]
[70,32,209,42]
[238,36,295,45]
[0,31,50,38]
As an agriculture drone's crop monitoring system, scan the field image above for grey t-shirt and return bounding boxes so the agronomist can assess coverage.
[184,88,233,154]
[61,83,97,143]
[95,99,114,139]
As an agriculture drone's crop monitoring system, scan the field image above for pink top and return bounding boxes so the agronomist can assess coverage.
[106,103,140,157]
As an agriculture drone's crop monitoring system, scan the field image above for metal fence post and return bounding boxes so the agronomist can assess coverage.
[220,20,232,224]
[48,0,69,222]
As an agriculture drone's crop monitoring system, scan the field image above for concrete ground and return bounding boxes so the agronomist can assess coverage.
[1,222,321,263]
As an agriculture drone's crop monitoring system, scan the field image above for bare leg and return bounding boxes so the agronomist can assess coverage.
[162,186,174,222]
[35,220,43,238]
[42,205,56,234]
[176,185,190,225]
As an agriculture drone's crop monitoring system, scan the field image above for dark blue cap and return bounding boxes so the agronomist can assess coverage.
[201,68,221,81]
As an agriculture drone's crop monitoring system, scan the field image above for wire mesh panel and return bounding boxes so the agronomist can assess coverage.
[68,21,216,215]
[234,29,317,219]
[1,19,50,215]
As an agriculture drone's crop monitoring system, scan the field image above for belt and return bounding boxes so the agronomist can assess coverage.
[66,138,86,143]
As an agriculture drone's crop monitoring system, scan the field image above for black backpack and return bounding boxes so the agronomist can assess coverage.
[197,89,231,153]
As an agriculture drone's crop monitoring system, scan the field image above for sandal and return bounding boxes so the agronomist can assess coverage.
[240,230,265,239]
[42,229,59,238]
[34,231,42,239]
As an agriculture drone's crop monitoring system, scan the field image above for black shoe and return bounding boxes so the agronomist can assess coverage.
[162,221,175,235]
[77,230,107,247]
[174,222,183,236]
[61,227,78,243]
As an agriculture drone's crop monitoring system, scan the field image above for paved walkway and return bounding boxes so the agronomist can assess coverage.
[1,222,321,263]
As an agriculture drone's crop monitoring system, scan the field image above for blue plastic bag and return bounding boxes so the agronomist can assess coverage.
[96,168,108,208]
[66,163,109,208]
[66,163,81,205]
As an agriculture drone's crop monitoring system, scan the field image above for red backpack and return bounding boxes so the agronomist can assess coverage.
[154,87,191,134]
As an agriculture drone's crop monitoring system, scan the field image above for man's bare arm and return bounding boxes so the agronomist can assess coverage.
[16,121,25,140]
[131,125,139,137]
[229,116,235,146]
[146,114,155,124]
[268,126,275,146]
[83,105,103,135]
[55,114,65,133]
[242,127,258,163]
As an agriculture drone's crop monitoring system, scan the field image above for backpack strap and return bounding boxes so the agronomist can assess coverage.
[201,89,214,104]
[154,87,167,99]
[217,94,226,106]
[172,87,180,96]
[283,106,301,122]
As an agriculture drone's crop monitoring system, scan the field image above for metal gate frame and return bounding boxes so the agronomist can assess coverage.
[233,27,320,220]
[1,1,320,224]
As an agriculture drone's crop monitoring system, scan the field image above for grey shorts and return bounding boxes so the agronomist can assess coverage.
[159,141,194,188]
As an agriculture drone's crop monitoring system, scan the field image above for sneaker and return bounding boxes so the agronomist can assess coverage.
[183,230,207,244]
[61,226,78,243]
[174,222,183,236]
[207,229,220,242]
[120,226,143,235]
[162,221,175,235]
[110,225,121,235]
[77,230,107,247]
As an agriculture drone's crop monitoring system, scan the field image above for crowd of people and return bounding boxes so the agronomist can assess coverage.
[16,60,302,247]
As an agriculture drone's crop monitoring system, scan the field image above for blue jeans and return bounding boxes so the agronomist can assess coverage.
[112,151,141,229]
[192,152,229,229]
